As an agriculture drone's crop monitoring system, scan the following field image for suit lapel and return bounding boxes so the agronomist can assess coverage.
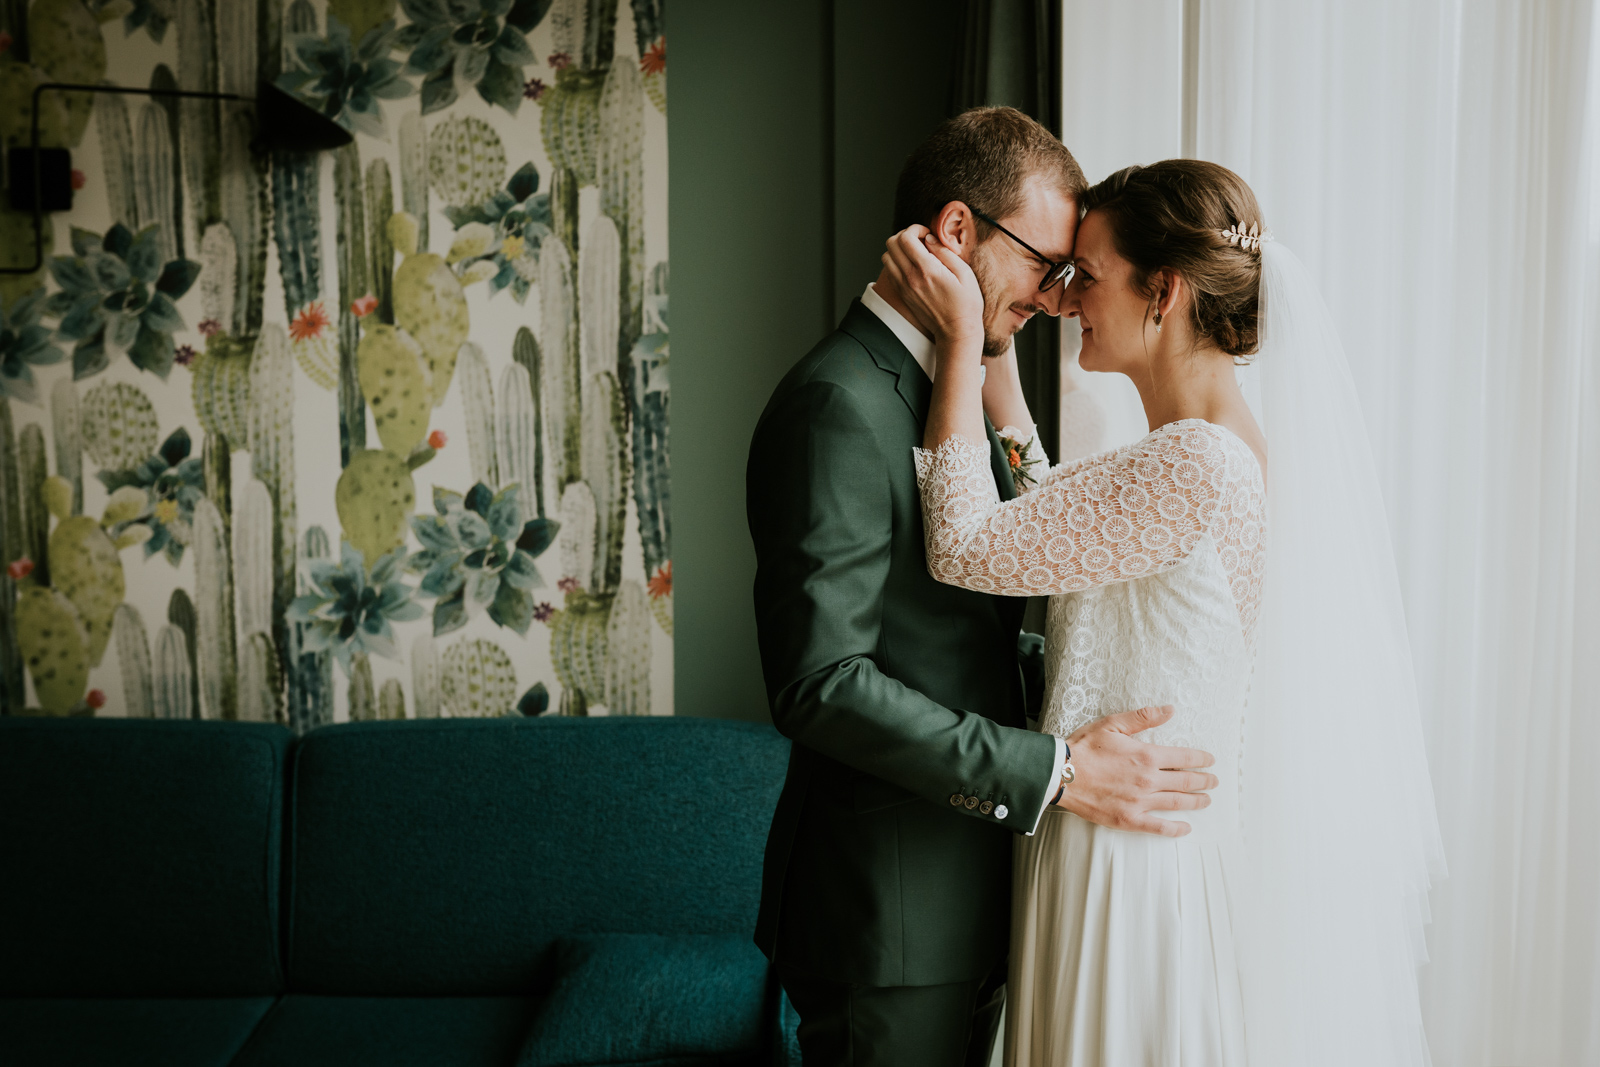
[840,299,1015,500]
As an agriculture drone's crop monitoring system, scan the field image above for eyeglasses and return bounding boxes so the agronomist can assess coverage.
[972,209,1075,292]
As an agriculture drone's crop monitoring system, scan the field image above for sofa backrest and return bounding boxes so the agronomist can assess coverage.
[285,716,789,996]
[0,719,291,997]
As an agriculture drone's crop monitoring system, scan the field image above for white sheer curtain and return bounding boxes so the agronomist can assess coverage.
[1061,1,1600,1063]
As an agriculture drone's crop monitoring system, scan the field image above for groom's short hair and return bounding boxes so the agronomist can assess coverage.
[893,107,1087,232]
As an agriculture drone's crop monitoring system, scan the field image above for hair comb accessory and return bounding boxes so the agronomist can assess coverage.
[1218,220,1270,253]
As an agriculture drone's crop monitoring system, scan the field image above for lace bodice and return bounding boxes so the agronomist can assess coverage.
[912,420,1266,638]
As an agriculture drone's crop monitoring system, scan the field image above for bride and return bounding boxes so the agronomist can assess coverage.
[882,159,1444,1066]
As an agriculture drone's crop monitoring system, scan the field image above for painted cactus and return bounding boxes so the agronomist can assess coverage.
[632,261,670,620]
[456,342,499,488]
[289,525,335,734]
[539,239,581,493]
[378,678,405,719]
[235,478,274,640]
[398,112,430,253]
[16,585,89,714]
[579,216,620,380]
[539,68,604,186]
[603,578,650,714]
[19,425,50,586]
[427,116,507,208]
[238,631,280,723]
[49,378,81,516]
[0,399,24,711]
[192,496,236,719]
[334,142,370,465]
[167,588,200,716]
[114,603,155,718]
[29,0,107,148]
[134,100,179,263]
[392,224,469,407]
[366,160,396,323]
[598,56,646,343]
[335,448,416,568]
[274,2,325,321]
[496,361,540,524]
[581,371,628,594]
[411,632,440,718]
[441,637,517,717]
[48,514,124,667]
[81,382,160,473]
[356,324,433,455]
[549,587,605,715]
[97,90,138,230]
[191,330,253,447]
[153,622,194,719]
[347,652,376,720]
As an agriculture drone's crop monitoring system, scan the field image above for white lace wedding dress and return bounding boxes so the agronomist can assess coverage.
[914,418,1267,1067]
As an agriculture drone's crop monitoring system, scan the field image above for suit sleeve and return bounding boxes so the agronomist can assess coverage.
[747,381,1055,831]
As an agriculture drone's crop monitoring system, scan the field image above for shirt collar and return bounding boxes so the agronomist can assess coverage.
[861,283,935,380]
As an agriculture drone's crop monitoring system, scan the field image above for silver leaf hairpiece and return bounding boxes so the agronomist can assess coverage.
[1218,220,1270,253]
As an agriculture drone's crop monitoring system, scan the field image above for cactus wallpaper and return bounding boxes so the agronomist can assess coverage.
[0,0,671,723]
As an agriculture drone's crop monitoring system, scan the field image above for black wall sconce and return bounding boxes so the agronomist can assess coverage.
[1,82,353,275]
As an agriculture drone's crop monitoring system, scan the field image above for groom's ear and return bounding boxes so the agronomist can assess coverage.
[931,201,980,260]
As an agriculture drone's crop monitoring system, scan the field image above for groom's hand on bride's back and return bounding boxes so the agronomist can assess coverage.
[1055,705,1218,838]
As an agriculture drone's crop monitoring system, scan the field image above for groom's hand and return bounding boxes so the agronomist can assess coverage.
[1054,705,1218,838]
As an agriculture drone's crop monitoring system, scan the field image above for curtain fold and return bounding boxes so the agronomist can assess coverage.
[1190,1,1600,1063]
[953,0,1063,463]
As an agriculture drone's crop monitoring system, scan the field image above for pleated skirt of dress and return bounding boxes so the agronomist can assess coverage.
[1004,809,1248,1067]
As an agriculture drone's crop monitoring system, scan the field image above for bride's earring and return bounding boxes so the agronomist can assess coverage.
[1153,311,1163,333]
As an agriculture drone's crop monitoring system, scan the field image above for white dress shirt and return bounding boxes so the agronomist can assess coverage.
[859,283,1068,833]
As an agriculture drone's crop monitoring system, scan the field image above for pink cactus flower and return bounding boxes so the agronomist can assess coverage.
[85,689,107,709]
[6,557,34,580]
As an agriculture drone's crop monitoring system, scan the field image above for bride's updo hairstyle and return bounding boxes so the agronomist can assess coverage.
[1079,160,1264,359]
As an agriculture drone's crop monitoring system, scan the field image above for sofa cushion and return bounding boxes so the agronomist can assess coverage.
[228,995,541,1067]
[0,997,275,1067]
[285,718,789,995]
[0,719,290,996]
[517,934,770,1067]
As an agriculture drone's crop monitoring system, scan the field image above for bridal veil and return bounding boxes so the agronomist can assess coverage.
[1239,242,1446,1064]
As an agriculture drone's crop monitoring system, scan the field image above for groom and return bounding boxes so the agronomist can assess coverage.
[746,107,1219,1065]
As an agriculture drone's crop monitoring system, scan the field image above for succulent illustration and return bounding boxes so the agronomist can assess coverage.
[406,482,558,636]
[289,541,424,671]
[45,224,201,381]
[277,16,417,139]
[396,0,548,115]
[442,161,549,303]
[98,427,206,566]
[0,288,67,404]
[114,0,174,43]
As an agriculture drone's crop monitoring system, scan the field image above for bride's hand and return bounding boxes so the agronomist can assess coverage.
[881,226,985,349]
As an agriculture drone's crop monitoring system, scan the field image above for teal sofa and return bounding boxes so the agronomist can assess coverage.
[0,716,800,1067]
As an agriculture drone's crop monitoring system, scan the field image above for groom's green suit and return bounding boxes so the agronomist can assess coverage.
[747,299,1058,1058]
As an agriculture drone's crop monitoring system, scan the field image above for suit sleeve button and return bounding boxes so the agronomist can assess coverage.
[979,801,993,815]
[995,805,1009,819]
[965,796,979,810]
[950,794,964,806]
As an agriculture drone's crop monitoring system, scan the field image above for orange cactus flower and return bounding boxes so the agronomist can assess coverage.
[641,37,665,75]
[351,294,379,318]
[428,429,447,450]
[6,557,33,580]
[85,689,107,709]
[290,302,332,341]
[647,560,672,599]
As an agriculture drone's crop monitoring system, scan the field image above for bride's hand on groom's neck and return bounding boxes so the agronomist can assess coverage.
[881,226,985,352]
[1055,705,1219,838]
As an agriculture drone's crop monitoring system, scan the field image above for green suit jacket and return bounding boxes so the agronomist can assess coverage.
[747,300,1057,988]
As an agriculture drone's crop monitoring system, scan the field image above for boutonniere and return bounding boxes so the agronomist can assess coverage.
[998,432,1043,494]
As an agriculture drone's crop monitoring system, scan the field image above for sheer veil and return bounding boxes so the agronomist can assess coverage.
[1239,242,1446,1064]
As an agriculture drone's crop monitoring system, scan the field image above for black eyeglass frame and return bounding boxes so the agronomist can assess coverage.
[971,209,1075,292]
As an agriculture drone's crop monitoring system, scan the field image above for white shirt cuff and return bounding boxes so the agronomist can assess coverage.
[1024,735,1067,836]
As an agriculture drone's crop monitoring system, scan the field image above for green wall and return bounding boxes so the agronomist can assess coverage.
[671,0,963,721]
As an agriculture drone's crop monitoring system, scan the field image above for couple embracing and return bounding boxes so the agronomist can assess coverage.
[747,107,1442,1066]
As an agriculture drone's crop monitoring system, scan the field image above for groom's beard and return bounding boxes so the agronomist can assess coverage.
[972,247,1038,357]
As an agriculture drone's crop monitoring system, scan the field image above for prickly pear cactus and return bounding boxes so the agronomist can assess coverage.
[29,0,107,148]
[426,116,507,207]
[356,324,433,455]
[393,247,469,406]
[0,61,72,153]
[81,382,160,472]
[16,586,89,714]
[335,448,416,568]
[48,515,123,666]
[441,637,517,717]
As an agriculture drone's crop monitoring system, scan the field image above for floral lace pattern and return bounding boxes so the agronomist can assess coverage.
[913,420,1266,637]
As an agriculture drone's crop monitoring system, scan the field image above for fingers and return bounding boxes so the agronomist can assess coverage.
[1154,768,1218,793]
[1144,790,1213,812]
[1121,813,1193,838]
[1102,704,1175,734]
[920,234,978,285]
[1150,745,1215,770]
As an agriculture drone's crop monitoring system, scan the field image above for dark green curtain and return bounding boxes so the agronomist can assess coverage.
[952,0,1063,464]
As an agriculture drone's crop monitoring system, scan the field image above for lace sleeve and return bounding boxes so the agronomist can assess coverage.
[912,421,1248,597]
